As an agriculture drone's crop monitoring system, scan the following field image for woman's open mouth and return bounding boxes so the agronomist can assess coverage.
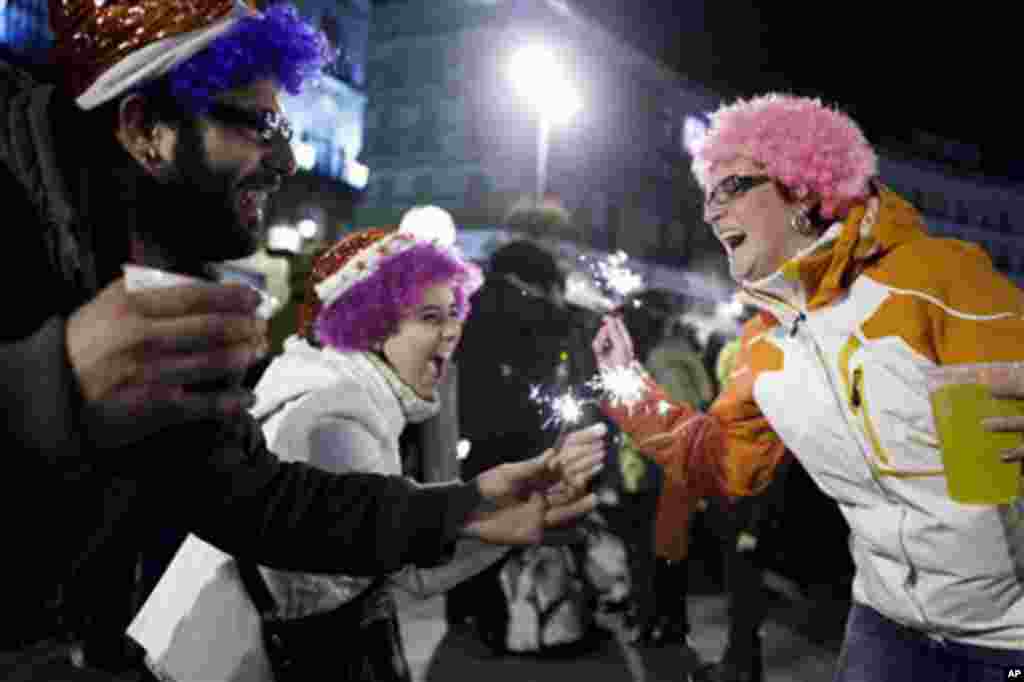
[430,355,448,379]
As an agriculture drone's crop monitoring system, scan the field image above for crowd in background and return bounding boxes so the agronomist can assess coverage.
[434,218,849,682]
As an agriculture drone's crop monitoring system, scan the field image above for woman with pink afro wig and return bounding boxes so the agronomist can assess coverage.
[683,94,884,287]
[594,92,1024,682]
[693,94,878,221]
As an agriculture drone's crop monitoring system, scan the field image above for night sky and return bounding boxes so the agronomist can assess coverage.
[572,1,1019,180]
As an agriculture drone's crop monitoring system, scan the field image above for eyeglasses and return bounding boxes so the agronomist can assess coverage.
[205,102,294,144]
[705,175,773,209]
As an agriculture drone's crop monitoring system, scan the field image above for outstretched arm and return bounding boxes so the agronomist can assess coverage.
[593,315,786,502]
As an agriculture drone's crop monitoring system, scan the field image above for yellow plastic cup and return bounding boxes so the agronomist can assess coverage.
[925,362,1024,505]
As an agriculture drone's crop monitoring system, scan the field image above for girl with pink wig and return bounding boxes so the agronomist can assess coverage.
[594,94,1024,681]
[240,215,605,681]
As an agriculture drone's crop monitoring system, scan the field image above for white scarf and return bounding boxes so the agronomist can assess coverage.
[364,351,441,425]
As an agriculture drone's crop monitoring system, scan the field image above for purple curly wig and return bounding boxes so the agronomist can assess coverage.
[315,242,484,353]
[693,94,878,220]
[157,3,332,114]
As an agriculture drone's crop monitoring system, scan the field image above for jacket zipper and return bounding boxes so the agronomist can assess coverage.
[741,287,937,636]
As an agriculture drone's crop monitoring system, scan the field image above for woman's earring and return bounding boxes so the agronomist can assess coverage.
[790,208,815,237]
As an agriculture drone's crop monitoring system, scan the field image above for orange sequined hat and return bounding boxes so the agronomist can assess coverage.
[297,227,404,341]
[49,0,255,109]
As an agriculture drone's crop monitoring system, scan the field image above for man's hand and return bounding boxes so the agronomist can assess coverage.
[475,423,607,508]
[981,365,1024,462]
[547,422,608,490]
[463,488,599,546]
[66,277,268,447]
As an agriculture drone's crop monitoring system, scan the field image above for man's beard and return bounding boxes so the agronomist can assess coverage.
[135,121,265,273]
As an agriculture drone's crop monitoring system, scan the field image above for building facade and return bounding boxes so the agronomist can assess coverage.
[2,0,1020,292]
[358,0,1023,298]
[359,0,725,281]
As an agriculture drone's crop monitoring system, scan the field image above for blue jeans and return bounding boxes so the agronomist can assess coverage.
[834,603,1024,682]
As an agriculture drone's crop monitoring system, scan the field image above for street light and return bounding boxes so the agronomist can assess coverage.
[508,45,581,201]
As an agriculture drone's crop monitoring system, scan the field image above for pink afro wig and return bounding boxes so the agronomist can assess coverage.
[313,241,483,352]
[692,94,878,219]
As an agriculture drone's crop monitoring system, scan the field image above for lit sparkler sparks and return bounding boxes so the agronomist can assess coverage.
[529,363,650,455]
[586,364,649,411]
[597,250,645,300]
[550,391,586,429]
[574,249,646,309]
[531,384,590,453]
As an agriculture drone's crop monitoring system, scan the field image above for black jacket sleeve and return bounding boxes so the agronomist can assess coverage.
[1,316,88,473]
[0,151,90,471]
[132,414,483,577]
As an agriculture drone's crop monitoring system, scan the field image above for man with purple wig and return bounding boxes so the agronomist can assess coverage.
[0,2,600,679]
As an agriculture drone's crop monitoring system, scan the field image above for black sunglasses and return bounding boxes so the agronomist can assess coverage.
[205,102,293,143]
[705,174,773,209]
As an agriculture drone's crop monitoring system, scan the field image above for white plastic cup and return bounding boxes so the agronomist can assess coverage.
[122,265,280,320]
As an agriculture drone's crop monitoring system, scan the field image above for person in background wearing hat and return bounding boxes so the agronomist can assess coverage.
[594,94,1024,681]
[616,289,712,655]
[444,238,575,637]
[0,3,600,680]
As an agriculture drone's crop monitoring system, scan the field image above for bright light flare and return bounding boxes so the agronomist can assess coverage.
[508,45,581,124]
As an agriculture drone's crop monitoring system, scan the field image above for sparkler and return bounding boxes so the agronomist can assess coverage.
[531,385,589,454]
[574,249,646,310]
[597,250,645,301]
[586,364,648,411]
[528,364,654,511]
[530,362,650,456]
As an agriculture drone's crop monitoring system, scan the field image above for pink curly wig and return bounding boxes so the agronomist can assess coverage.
[312,240,483,352]
[692,94,878,219]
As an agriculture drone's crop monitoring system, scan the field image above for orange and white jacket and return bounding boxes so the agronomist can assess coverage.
[604,184,1024,650]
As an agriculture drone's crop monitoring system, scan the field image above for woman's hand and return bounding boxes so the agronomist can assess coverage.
[592,314,636,371]
[981,366,1024,462]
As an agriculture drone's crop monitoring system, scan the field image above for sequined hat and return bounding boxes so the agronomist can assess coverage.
[49,0,255,109]
[297,206,477,347]
[298,228,389,341]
